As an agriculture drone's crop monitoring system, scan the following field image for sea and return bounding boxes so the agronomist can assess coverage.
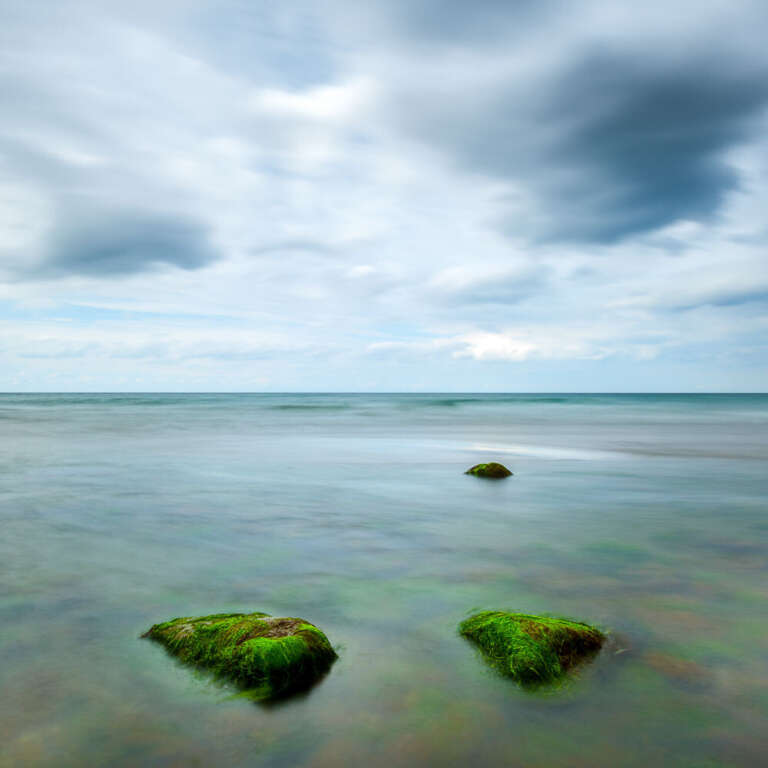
[1,393,766,767]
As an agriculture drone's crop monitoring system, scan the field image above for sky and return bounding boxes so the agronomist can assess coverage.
[1,0,768,392]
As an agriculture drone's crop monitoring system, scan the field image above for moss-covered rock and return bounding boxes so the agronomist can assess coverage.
[465,462,512,478]
[142,612,337,699]
[459,611,605,685]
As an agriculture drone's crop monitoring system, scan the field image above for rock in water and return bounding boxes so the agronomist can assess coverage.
[459,611,604,685]
[465,462,512,478]
[143,612,337,698]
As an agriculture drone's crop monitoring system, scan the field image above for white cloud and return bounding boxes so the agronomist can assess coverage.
[369,326,668,363]
[251,78,374,122]
[451,332,540,361]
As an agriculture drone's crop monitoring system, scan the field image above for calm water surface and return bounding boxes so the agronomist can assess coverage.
[1,394,767,767]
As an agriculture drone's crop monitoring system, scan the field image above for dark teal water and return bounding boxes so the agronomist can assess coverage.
[1,394,767,767]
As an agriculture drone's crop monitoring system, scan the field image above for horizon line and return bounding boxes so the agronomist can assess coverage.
[1,391,766,396]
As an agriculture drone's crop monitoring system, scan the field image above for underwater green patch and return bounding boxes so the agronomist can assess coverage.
[459,611,605,685]
[465,462,512,478]
[142,611,337,699]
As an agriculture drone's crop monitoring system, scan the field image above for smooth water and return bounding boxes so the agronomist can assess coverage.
[1,393,767,767]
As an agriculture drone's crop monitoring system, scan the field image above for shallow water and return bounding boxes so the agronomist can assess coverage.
[1,393,767,767]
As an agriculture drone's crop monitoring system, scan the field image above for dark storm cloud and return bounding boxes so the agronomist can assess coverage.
[534,55,768,241]
[0,71,222,280]
[397,51,768,243]
[0,136,222,279]
[371,0,768,244]
[43,209,218,277]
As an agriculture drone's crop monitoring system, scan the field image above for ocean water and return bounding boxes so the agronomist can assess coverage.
[1,393,767,767]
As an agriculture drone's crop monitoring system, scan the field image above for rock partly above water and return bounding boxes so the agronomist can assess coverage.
[459,611,605,685]
[465,462,513,478]
[143,612,337,699]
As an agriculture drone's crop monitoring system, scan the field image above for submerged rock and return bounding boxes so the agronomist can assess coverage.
[465,462,512,478]
[459,611,604,685]
[142,612,337,699]
[643,651,708,686]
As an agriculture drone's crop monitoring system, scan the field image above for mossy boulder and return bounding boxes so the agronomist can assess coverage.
[459,611,605,685]
[143,612,337,699]
[465,462,512,478]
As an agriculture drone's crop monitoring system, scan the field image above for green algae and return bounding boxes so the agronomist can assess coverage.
[465,462,512,478]
[142,612,337,699]
[459,611,605,685]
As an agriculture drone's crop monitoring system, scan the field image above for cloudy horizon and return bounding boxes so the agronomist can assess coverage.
[2,0,768,392]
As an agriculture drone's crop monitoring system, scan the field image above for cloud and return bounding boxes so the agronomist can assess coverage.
[701,288,768,308]
[37,208,219,277]
[376,1,768,242]
[429,264,549,304]
[381,0,554,45]
[534,54,768,241]
[450,332,542,361]
[0,323,307,361]
[395,55,768,243]
[623,277,768,313]
[251,78,374,122]
[249,239,335,257]
[369,326,661,363]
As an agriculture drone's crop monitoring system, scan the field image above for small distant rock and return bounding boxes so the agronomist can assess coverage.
[465,462,512,478]
[142,611,337,699]
[459,610,605,685]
